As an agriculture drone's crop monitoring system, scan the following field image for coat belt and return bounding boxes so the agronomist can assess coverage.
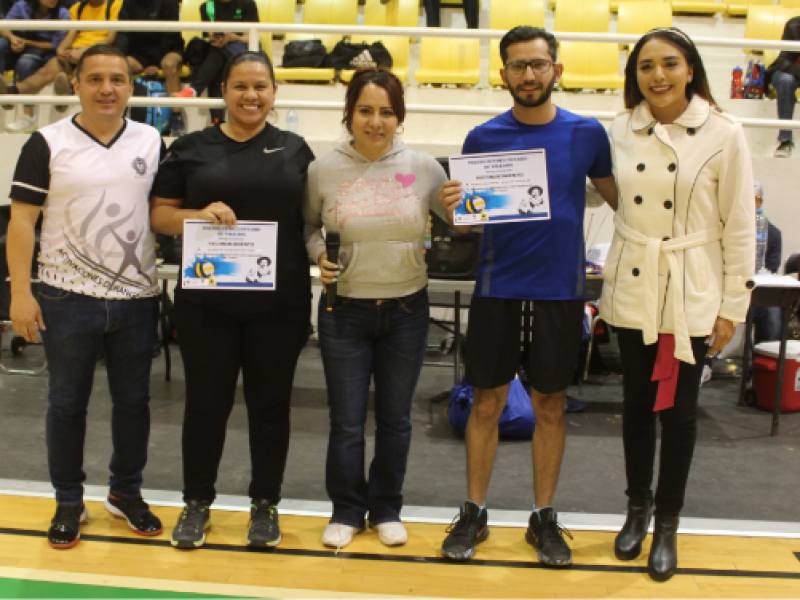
[613,215,724,364]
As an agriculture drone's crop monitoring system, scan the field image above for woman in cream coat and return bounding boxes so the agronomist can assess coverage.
[600,28,755,582]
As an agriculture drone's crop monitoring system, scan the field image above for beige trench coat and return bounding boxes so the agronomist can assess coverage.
[599,97,756,364]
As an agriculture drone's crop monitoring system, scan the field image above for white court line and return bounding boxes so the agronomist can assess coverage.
[1,478,799,539]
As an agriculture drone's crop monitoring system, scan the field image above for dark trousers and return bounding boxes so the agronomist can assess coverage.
[174,297,310,503]
[317,290,429,527]
[191,41,247,122]
[38,284,158,506]
[616,328,707,516]
[773,70,798,143]
[423,0,479,28]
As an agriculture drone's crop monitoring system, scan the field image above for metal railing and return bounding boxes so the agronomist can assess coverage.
[2,20,800,129]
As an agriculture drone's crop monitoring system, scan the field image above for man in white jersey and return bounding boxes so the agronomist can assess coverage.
[7,44,164,549]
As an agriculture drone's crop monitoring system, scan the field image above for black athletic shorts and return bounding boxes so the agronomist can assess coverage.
[128,44,184,70]
[464,296,585,394]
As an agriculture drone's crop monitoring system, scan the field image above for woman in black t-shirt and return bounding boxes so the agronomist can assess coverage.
[151,51,314,550]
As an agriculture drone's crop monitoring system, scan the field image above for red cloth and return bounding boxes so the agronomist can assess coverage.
[651,334,680,412]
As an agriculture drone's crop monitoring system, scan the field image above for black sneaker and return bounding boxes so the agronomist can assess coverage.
[441,501,488,560]
[171,500,211,549]
[526,507,573,566]
[104,494,163,536]
[48,504,88,549]
[247,499,281,547]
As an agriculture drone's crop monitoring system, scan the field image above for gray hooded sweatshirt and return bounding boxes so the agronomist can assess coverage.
[304,139,448,298]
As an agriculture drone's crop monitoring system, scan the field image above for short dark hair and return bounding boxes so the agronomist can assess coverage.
[624,27,716,109]
[342,68,405,133]
[500,26,558,64]
[529,185,543,195]
[74,44,131,81]
[222,51,276,87]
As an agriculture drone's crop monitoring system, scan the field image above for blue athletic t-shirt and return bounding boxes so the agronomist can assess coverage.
[462,108,612,300]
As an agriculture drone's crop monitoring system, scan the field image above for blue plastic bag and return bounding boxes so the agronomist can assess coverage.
[447,377,536,439]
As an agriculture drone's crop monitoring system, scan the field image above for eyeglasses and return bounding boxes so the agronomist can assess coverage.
[505,59,553,76]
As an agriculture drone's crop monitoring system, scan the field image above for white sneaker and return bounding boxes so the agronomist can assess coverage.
[700,364,712,387]
[373,521,408,546]
[322,523,359,549]
[6,115,36,133]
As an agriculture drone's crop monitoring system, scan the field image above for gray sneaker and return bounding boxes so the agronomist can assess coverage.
[774,141,794,158]
[171,499,210,549]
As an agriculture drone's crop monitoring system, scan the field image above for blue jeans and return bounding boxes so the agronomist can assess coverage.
[318,288,429,527]
[0,37,54,81]
[38,284,158,506]
[773,70,798,143]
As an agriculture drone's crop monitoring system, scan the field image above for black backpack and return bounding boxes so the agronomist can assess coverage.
[282,39,327,68]
[323,40,392,70]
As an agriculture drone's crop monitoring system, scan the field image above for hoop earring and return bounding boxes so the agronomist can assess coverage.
[396,124,405,135]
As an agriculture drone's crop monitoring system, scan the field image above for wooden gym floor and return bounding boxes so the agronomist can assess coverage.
[0,493,799,598]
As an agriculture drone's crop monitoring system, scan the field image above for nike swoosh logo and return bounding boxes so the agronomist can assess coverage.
[263,147,284,154]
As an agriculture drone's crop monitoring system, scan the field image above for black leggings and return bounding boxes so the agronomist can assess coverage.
[191,43,246,122]
[423,0,479,28]
[616,328,707,516]
[174,297,310,503]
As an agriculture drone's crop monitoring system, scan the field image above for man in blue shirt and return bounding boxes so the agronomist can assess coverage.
[438,26,617,566]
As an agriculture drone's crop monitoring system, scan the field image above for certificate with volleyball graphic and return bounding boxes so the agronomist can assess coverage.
[181,220,278,290]
[449,149,551,225]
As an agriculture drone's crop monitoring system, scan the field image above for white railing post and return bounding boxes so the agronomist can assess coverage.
[248,26,259,52]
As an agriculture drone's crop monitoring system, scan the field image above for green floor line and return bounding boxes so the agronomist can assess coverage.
[0,576,246,599]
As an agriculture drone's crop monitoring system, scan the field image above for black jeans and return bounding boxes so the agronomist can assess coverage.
[616,328,707,516]
[174,297,310,503]
[423,0,479,28]
[191,41,247,122]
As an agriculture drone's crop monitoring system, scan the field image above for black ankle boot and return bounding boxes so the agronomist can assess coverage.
[614,497,652,561]
[648,513,679,582]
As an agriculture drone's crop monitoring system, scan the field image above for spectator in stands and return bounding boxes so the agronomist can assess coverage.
[303,68,448,551]
[151,51,313,550]
[0,0,71,132]
[7,44,164,550]
[174,0,259,125]
[765,16,800,158]
[602,28,755,582]
[117,0,186,136]
[420,0,478,29]
[751,179,783,343]
[437,26,618,566]
[56,0,121,69]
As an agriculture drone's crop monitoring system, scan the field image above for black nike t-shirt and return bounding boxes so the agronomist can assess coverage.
[152,123,315,314]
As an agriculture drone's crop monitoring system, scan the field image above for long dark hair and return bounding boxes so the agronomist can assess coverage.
[624,27,716,109]
[26,0,66,18]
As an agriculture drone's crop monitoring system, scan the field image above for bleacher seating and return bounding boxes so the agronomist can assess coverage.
[728,0,772,18]
[414,37,480,85]
[339,35,410,82]
[555,0,611,33]
[670,0,727,15]
[559,41,624,89]
[488,0,545,87]
[363,0,419,29]
[610,0,664,13]
[745,4,800,65]
[617,1,672,36]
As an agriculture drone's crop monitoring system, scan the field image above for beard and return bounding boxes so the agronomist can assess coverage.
[509,76,556,108]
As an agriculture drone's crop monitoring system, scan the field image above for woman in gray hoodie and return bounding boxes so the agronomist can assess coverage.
[303,68,448,550]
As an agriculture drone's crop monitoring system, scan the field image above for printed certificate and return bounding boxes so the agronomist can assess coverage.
[449,149,551,225]
[181,220,277,290]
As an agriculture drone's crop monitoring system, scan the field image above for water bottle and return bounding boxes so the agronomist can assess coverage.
[755,208,769,274]
[286,109,299,134]
[731,66,744,99]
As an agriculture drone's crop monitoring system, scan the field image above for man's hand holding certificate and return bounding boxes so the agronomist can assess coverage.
[449,149,551,225]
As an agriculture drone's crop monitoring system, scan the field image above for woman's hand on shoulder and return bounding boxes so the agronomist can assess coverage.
[707,317,736,357]
[198,202,237,227]
[317,251,342,288]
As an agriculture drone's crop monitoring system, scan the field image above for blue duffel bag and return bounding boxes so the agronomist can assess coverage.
[447,377,536,439]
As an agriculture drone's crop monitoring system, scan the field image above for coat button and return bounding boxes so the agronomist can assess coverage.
[637,163,645,172]
[664,200,673,209]
[634,195,643,205]
[668,163,676,172]
[746,280,756,289]
[632,268,640,277]
[663,236,670,241]
[687,128,696,135]
[648,127,654,135]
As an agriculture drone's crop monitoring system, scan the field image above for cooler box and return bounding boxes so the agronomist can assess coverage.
[752,341,800,413]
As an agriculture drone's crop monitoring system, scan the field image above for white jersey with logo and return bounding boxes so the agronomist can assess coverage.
[11,116,164,299]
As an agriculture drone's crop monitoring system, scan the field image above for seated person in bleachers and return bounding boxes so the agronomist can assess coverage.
[56,0,121,70]
[0,0,71,132]
[174,0,258,125]
[751,179,783,343]
[765,16,800,158]
[116,0,186,135]
[420,0,478,29]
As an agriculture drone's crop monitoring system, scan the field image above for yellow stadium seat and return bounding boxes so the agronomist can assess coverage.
[554,0,611,33]
[257,0,296,26]
[363,0,419,28]
[610,0,663,14]
[414,37,480,85]
[617,2,672,35]
[339,35,410,83]
[781,0,800,6]
[728,0,772,18]
[670,0,727,14]
[559,41,623,89]
[276,34,338,81]
[745,5,800,64]
[488,0,546,87]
